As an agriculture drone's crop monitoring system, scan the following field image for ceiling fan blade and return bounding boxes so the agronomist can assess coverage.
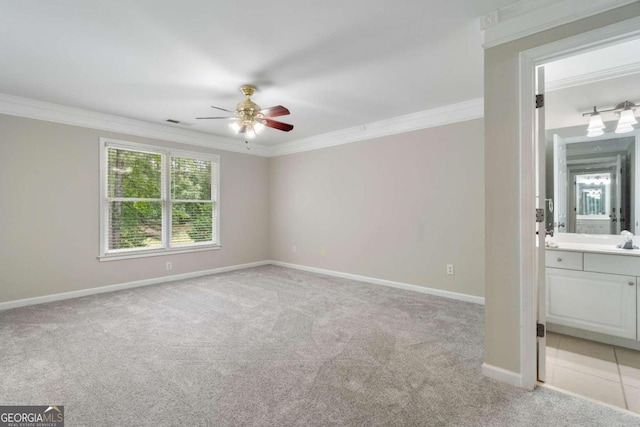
[211,105,234,113]
[196,116,235,120]
[259,105,290,118]
[238,125,247,134]
[265,118,294,132]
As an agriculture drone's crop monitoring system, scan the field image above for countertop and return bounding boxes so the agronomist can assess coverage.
[546,242,640,257]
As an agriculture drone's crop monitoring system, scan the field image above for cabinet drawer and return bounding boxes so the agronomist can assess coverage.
[545,250,583,270]
[584,253,640,276]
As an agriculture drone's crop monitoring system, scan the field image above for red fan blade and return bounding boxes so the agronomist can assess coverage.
[259,105,290,118]
[265,118,294,132]
[196,116,235,120]
[238,125,247,133]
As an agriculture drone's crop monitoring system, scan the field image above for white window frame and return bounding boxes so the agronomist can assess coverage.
[99,137,220,261]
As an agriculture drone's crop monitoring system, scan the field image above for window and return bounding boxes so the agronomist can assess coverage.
[99,138,219,259]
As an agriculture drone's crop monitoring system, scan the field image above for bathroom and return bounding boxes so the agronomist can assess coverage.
[541,37,640,412]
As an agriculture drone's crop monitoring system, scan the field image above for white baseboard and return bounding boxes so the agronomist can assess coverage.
[269,261,485,305]
[482,363,523,388]
[0,260,271,311]
[0,260,485,311]
[548,323,640,351]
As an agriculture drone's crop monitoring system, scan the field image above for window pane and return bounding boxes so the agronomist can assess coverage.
[108,148,162,198]
[171,157,212,200]
[172,202,213,244]
[109,201,162,250]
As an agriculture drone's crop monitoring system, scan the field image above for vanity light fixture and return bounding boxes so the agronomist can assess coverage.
[582,101,638,137]
[616,101,638,134]
[586,107,605,138]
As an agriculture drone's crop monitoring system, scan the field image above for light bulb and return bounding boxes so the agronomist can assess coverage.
[245,127,256,139]
[587,114,604,131]
[587,128,604,138]
[229,121,241,133]
[254,121,265,134]
[615,124,634,134]
[618,109,638,127]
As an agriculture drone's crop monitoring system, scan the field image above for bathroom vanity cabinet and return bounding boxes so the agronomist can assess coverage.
[546,249,639,340]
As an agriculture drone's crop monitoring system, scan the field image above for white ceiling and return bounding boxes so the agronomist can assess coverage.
[0,0,516,146]
[545,37,640,131]
[545,37,640,87]
[546,72,640,131]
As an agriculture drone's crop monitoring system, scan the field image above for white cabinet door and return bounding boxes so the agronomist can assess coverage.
[546,268,636,339]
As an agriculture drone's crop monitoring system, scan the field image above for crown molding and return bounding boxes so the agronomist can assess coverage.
[0,93,271,157]
[480,0,638,49]
[0,93,484,158]
[269,98,484,157]
[546,61,640,92]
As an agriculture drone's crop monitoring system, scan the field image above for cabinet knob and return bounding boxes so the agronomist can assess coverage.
[629,282,635,286]
[557,258,562,262]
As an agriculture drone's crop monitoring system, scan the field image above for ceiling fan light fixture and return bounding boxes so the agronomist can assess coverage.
[229,121,241,133]
[254,120,265,134]
[196,85,293,142]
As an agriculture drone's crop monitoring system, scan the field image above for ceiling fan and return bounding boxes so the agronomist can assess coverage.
[196,85,294,139]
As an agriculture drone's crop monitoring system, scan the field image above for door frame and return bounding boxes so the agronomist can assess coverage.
[518,16,640,390]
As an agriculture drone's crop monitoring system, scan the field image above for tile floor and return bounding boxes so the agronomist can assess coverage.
[545,331,640,413]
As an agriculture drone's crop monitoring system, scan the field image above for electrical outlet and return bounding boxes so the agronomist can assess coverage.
[166,262,173,271]
[292,245,297,254]
[446,264,454,275]
[320,248,326,257]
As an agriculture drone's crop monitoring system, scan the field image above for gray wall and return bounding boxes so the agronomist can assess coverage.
[1,114,485,305]
[0,114,270,303]
[269,120,485,297]
[484,3,640,374]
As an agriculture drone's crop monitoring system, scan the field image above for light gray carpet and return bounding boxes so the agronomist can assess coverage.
[1,265,639,426]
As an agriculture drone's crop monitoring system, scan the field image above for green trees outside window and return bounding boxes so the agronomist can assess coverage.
[171,157,213,244]
[105,145,217,252]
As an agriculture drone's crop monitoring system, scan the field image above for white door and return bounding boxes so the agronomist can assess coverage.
[553,134,567,233]
[635,131,640,233]
[616,154,622,234]
[536,66,547,382]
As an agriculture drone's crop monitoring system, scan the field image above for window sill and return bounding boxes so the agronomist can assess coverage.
[98,245,221,262]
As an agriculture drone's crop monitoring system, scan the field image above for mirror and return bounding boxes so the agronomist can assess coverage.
[548,130,640,235]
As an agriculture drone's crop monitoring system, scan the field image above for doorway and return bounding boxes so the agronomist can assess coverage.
[541,47,640,410]
[518,17,640,400]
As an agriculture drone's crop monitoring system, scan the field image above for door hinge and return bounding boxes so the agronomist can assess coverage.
[537,323,545,338]
[536,208,544,223]
[536,94,544,109]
